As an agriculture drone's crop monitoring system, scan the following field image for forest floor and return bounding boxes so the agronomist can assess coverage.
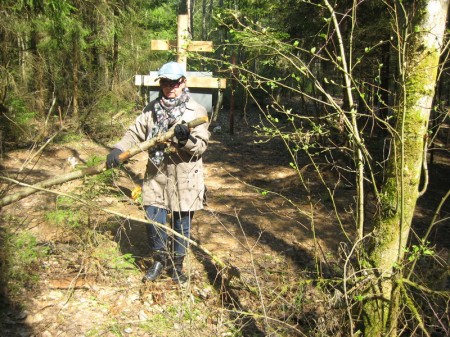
[0,111,449,337]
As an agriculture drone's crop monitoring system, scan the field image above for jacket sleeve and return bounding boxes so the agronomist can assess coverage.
[114,107,153,151]
[178,103,210,157]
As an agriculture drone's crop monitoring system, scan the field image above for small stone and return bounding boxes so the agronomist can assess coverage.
[127,293,140,302]
[47,290,64,300]
[138,310,148,321]
[24,313,44,324]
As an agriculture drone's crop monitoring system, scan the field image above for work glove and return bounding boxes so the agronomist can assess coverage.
[106,148,122,168]
[174,124,190,142]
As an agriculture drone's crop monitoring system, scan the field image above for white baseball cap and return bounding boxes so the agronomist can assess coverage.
[157,62,186,80]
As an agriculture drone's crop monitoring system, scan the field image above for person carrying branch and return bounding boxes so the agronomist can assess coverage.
[106,61,210,283]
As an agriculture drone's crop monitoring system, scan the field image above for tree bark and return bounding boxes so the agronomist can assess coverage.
[111,7,120,90]
[363,1,449,336]
[30,23,45,118]
[72,29,80,125]
[202,0,207,41]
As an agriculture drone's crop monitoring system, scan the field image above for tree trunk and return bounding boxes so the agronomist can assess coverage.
[111,7,119,90]
[30,25,45,118]
[379,40,391,122]
[96,4,108,88]
[189,0,194,38]
[202,0,207,41]
[72,29,80,125]
[363,1,448,336]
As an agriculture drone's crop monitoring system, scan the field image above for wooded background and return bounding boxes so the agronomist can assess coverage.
[1,1,449,336]
[1,0,447,144]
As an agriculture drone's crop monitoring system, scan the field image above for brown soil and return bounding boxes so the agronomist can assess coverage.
[0,115,449,337]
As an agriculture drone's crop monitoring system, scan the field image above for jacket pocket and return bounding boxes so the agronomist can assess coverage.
[177,165,203,191]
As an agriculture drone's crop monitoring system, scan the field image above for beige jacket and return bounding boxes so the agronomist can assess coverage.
[114,97,210,212]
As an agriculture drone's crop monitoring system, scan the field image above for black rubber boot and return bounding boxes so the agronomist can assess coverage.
[171,255,188,283]
[143,251,167,282]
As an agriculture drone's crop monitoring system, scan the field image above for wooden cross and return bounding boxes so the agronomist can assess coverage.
[135,14,226,90]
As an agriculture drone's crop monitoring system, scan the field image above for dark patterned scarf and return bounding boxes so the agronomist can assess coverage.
[149,88,190,166]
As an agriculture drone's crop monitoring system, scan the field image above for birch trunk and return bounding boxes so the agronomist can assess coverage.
[363,1,448,336]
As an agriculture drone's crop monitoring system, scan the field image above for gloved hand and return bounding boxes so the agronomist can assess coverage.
[174,124,190,142]
[106,148,122,168]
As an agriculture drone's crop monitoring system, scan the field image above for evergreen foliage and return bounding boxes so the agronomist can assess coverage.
[0,0,180,145]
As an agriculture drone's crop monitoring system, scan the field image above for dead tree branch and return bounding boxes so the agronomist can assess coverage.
[0,117,208,207]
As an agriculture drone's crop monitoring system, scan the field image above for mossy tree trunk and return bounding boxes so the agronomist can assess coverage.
[362,1,448,336]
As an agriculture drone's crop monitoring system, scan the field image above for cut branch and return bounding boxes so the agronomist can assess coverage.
[0,117,208,207]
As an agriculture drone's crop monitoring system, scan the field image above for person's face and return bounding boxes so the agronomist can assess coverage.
[160,78,186,99]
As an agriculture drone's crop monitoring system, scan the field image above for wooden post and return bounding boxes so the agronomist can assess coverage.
[177,14,189,69]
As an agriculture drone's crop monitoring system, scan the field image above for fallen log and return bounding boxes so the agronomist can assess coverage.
[0,117,208,207]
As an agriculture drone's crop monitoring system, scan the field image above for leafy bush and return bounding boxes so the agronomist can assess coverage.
[45,208,85,230]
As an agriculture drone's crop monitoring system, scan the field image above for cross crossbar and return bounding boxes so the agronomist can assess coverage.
[135,75,226,89]
[151,40,213,53]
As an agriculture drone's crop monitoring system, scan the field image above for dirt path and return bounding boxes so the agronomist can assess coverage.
[1,118,448,337]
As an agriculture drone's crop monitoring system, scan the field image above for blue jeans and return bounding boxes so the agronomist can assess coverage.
[145,206,193,256]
